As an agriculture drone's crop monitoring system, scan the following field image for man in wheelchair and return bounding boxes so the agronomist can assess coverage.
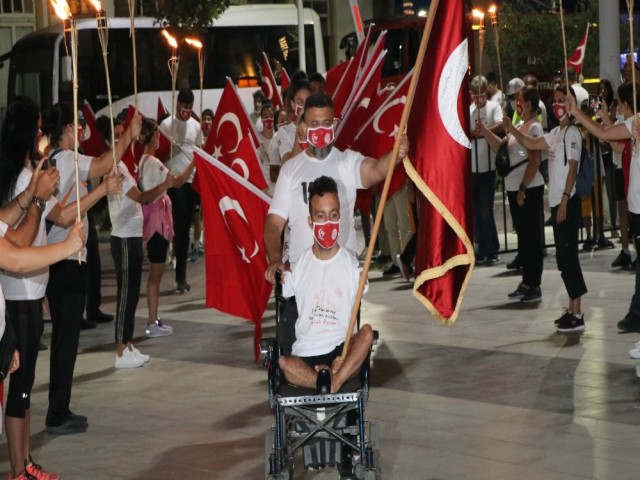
[278,175,373,394]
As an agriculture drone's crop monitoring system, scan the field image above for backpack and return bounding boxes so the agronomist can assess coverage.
[494,140,528,178]
[563,126,594,198]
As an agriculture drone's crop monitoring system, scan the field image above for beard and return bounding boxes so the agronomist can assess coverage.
[308,143,333,160]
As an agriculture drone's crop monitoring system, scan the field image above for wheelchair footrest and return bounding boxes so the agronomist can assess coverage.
[277,391,362,406]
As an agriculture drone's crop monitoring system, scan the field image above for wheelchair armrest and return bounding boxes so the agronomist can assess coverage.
[372,329,379,345]
[259,337,275,363]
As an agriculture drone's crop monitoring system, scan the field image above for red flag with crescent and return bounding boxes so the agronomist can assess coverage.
[223,134,268,191]
[194,148,272,360]
[567,24,589,76]
[121,104,145,176]
[352,70,412,197]
[155,126,173,163]
[203,78,259,161]
[261,52,283,109]
[325,59,350,97]
[280,67,291,92]
[332,25,372,118]
[80,101,105,158]
[404,0,473,324]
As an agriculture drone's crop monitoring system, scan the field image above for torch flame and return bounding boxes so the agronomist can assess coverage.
[471,8,485,31]
[162,30,178,49]
[185,38,203,49]
[50,0,71,20]
[488,5,497,15]
[88,0,102,11]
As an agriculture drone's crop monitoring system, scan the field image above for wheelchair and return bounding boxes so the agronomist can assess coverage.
[260,272,381,480]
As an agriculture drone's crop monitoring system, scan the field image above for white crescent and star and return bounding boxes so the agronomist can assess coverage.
[218,196,259,263]
[216,112,243,154]
[231,158,250,180]
[262,76,273,100]
[373,95,406,136]
[438,38,472,150]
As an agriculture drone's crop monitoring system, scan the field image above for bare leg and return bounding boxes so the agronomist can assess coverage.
[146,263,165,326]
[331,324,374,393]
[116,343,127,357]
[570,297,582,315]
[6,415,24,477]
[278,356,319,390]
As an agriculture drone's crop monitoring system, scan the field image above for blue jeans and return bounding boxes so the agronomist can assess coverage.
[472,171,499,257]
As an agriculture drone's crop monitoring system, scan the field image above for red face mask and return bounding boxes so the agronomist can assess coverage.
[312,220,339,249]
[262,118,274,130]
[295,104,304,117]
[180,108,192,121]
[552,102,566,121]
[516,101,525,116]
[299,139,308,150]
[307,125,334,149]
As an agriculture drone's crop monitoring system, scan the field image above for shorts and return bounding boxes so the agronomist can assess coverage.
[301,343,344,370]
[616,168,626,201]
[147,232,169,263]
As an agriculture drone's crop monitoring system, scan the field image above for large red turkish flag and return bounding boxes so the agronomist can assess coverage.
[194,148,272,359]
[80,101,105,158]
[261,52,283,109]
[325,59,349,97]
[224,134,268,190]
[203,78,259,161]
[405,0,473,324]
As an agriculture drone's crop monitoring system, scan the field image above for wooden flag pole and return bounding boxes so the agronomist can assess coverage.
[628,0,637,121]
[559,1,570,89]
[128,0,138,111]
[488,5,504,112]
[341,0,442,358]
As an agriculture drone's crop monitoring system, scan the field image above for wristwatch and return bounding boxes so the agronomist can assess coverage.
[31,196,46,213]
[519,182,526,192]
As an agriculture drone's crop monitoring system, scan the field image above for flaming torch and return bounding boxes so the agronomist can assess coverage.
[162,29,179,171]
[88,0,117,175]
[51,0,82,262]
[488,4,504,111]
[471,8,486,83]
[185,37,204,122]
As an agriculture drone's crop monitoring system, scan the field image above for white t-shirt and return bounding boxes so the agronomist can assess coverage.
[0,168,57,300]
[46,149,92,262]
[108,162,143,238]
[282,247,364,357]
[612,118,624,168]
[543,125,582,207]
[139,154,169,192]
[159,115,201,183]
[258,131,274,188]
[624,116,640,214]
[277,123,297,159]
[505,120,545,192]
[470,100,502,173]
[268,129,285,166]
[269,148,365,265]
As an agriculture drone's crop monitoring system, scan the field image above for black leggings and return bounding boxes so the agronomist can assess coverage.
[110,236,143,345]
[167,183,199,284]
[5,299,43,418]
[45,259,86,425]
[551,195,587,299]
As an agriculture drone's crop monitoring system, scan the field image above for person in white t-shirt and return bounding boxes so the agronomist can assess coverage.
[278,79,311,164]
[507,85,587,333]
[264,93,409,283]
[566,83,640,339]
[257,102,275,193]
[481,86,545,303]
[279,176,373,394]
[108,134,176,370]
[470,75,503,265]
[266,109,290,183]
[159,88,201,294]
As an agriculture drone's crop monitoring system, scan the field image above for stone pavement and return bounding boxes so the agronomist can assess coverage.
[1,234,640,479]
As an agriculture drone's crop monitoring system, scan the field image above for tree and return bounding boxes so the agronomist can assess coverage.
[482,0,599,84]
[150,0,231,35]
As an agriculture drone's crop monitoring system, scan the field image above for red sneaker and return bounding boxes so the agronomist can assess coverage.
[25,458,59,480]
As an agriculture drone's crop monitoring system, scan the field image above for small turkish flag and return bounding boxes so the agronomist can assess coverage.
[567,24,589,76]
[261,52,283,109]
[121,105,144,176]
[80,101,105,158]
[157,96,169,123]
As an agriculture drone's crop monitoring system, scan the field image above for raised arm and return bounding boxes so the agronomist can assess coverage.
[127,172,176,205]
[359,134,409,188]
[504,117,548,151]
[566,95,631,142]
[88,114,143,179]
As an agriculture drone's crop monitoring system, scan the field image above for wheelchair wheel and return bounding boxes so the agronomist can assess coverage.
[265,428,294,480]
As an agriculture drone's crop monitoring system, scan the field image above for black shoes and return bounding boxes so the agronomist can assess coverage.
[80,318,97,330]
[521,286,542,303]
[506,258,522,270]
[46,412,88,435]
[582,237,595,251]
[88,310,114,323]
[617,312,640,333]
[175,281,191,294]
[316,368,331,394]
[556,312,585,333]
[382,265,400,277]
[612,250,632,268]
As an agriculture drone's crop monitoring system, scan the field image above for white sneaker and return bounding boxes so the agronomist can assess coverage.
[115,348,145,369]
[629,341,640,359]
[636,363,640,378]
[145,319,173,337]
[130,345,150,363]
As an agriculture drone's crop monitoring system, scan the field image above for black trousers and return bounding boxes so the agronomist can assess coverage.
[551,195,587,299]
[45,260,86,425]
[507,186,544,288]
[5,299,43,418]
[168,183,199,284]
[110,236,143,345]
[85,213,103,316]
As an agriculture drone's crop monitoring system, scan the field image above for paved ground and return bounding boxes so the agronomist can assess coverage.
[1,220,639,479]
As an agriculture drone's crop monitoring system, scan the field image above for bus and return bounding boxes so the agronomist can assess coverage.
[340,14,425,88]
[7,4,326,119]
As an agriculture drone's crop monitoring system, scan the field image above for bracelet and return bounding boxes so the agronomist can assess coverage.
[563,192,570,198]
